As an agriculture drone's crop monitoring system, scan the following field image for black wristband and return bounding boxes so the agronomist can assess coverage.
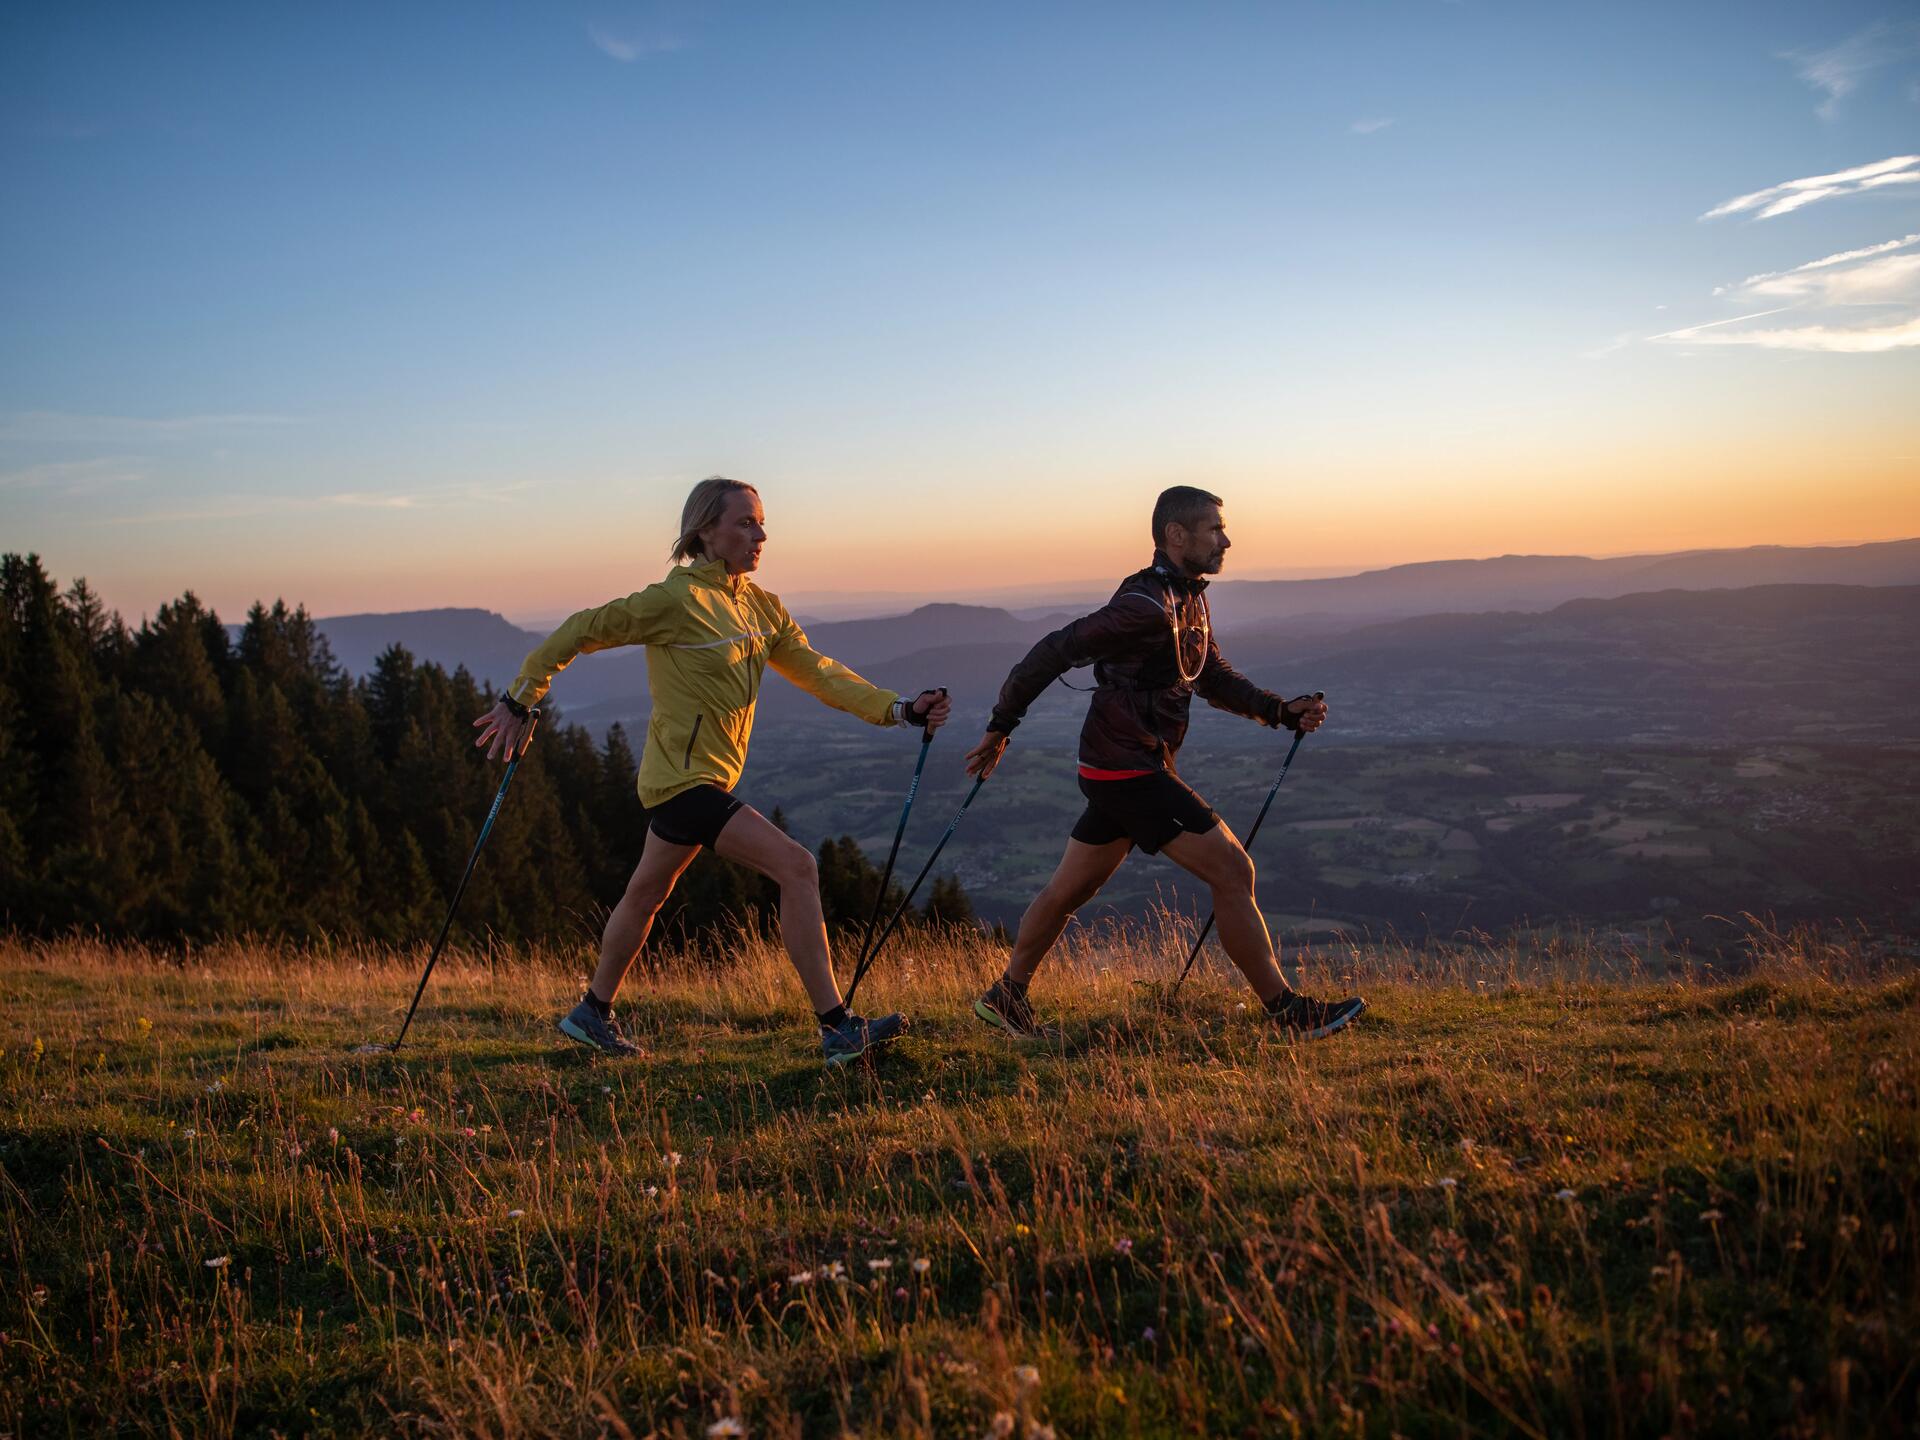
[1275,696,1302,732]
[501,693,530,720]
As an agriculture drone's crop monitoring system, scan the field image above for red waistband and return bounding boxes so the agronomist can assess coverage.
[1078,765,1156,781]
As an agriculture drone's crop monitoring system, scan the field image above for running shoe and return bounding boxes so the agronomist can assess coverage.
[973,976,1044,1038]
[1266,992,1367,1039]
[557,999,643,1057]
[822,1011,908,1067]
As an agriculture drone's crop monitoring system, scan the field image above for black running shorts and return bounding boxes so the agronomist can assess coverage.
[647,784,744,849]
[1070,771,1220,854]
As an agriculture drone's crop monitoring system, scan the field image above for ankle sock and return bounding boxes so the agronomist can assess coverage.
[584,990,613,1018]
[1001,972,1030,998]
[1262,988,1299,1017]
[817,1003,850,1030]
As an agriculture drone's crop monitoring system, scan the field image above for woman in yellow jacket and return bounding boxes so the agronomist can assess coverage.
[471,476,952,1065]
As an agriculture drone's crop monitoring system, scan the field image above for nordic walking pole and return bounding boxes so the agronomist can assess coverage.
[1167,692,1321,999]
[852,690,943,975]
[368,707,540,1054]
[843,773,989,1011]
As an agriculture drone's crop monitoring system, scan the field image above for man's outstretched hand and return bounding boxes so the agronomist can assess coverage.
[1282,692,1329,735]
[964,730,1009,778]
[472,699,536,761]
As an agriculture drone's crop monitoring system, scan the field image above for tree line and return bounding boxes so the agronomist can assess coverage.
[0,553,977,951]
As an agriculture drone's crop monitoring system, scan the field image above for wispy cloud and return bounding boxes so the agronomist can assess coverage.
[1580,332,1638,361]
[0,457,147,494]
[1786,19,1920,119]
[1648,314,1920,353]
[1349,117,1394,135]
[0,411,303,442]
[1650,234,1920,354]
[1701,155,1920,221]
[95,481,533,526]
[587,10,686,62]
[1717,232,1920,296]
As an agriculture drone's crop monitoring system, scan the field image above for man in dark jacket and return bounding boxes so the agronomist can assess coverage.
[962,486,1365,1039]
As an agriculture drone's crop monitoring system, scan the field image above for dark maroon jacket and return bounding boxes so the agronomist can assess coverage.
[987,551,1296,773]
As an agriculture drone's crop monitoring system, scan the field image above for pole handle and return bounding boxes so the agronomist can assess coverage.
[915,686,947,745]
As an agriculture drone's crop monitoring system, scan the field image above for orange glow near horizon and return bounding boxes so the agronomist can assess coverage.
[45,450,1919,625]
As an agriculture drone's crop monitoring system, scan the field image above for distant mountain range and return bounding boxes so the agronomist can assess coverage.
[302,538,1920,724]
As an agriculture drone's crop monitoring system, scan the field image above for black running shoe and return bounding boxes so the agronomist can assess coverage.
[822,1011,908,1067]
[1266,992,1366,1039]
[973,976,1046,1038]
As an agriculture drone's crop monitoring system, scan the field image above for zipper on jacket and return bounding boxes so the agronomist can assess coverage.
[682,713,704,768]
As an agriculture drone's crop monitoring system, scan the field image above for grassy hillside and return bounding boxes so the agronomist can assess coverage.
[2,928,1914,1437]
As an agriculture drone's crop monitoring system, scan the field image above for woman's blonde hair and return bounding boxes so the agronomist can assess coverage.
[670,476,760,563]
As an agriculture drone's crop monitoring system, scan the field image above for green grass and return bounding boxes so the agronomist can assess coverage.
[2,925,1915,1437]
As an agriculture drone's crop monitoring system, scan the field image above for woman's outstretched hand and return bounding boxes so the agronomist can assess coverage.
[908,688,953,734]
[472,699,536,761]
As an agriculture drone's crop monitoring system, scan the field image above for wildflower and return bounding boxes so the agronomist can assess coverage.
[668,1152,683,1168]
[911,1256,931,1274]
[602,1085,612,1094]
[205,1080,224,1094]
[31,1037,44,1061]
[988,1413,1015,1439]
[1699,1209,1724,1223]
[1142,1326,1156,1342]
[508,1209,526,1220]
[1014,1364,1040,1387]
[1555,1188,1576,1201]
[205,1256,231,1269]
[327,1128,339,1143]
[182,1129,197,1140]
[136,1017,153,1036]
[1013,1223,1031,1237]
[644,1185,660,1198]
[1114,1237,1133,1256]
[867,1258,892,1271]
[788,1270,814,1284]
[894,1286,908,1300]
[823,1260,847,1282]
[1438,1177,1458,1190]
[707,1420,745,1438]
[462,1127,476,1138]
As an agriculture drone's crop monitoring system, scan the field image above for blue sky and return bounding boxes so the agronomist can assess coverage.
[4,1,1917,621]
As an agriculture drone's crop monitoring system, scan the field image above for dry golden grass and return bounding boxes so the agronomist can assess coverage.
[1,922,1914,1437]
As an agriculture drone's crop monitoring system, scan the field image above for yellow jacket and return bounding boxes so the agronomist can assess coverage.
[509,559,903,808]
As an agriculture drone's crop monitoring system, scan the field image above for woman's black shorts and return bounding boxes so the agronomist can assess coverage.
[646,784,745,849]
[1070,771,1220,855]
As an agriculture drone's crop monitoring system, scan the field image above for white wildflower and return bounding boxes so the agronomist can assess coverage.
[205,1256,230,1269]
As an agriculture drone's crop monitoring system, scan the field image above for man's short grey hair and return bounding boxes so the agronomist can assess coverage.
[1151,485,1223,549]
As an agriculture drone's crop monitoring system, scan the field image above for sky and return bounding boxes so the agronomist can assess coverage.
[3,0,1918,624]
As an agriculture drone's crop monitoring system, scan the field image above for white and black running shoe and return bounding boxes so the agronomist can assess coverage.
[1266,992,1366,1039]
